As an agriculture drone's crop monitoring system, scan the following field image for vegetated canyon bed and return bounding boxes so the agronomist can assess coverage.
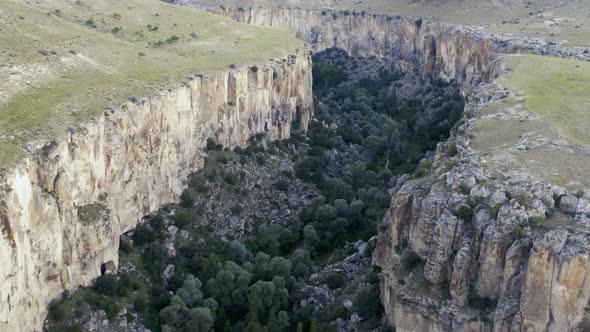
[0,0,301,170]
[472,54,590,189]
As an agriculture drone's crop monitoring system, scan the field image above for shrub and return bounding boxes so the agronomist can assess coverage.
[85,18,96,27]
[48,299,66,321]
[515,193,533,206]
[401,252,424,272]
[132,223,158,245]
[230,205,242,215]
[94,274,119,296]
[357,286,382,320]
[458,183,470,195]
[489,204,502,220]
[468,294,497,311]
[273,179,289,191]
[414,167,426,177]
[256,154,265,165]
[512,225,525,239]
[175,209,194,228]
[206,138,217,151]
[111,27,122,34]
[180,189,195,207]
[216,153,229,164]
[251,66,259,73]
[223,173,239,185]
[447,143,458,157]
[325,273,346,289]
[467,195,484,207]
[529,216,545,225]
[455,205,473,222]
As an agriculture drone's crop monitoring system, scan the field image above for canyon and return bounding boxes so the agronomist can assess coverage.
[206,5,590,332]
[1,1,590,331]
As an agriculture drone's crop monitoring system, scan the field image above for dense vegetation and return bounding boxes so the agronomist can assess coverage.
[46,48,464,332]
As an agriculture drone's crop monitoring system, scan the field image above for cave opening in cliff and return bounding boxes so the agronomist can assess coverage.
[44,48,464,332]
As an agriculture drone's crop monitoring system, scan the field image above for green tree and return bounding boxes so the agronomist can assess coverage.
[176,275,203,308]
[303,225,320,252]
[186,307,214,332]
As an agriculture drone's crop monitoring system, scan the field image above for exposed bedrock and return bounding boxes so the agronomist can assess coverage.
[219,7,499,92]
[0,48,313,332]
[375,171,590,331]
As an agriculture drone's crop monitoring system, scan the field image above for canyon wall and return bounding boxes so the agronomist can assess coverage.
[208,6,590,332]
[219,7,500,92]
[0,48,313,332]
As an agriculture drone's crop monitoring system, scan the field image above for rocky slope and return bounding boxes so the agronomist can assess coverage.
[179,4,590,331]
[0,48,313,332]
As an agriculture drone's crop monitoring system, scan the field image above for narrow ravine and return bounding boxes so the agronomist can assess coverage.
[45,48,464,332]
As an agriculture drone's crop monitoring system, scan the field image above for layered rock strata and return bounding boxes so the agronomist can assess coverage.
[0,48,313,332]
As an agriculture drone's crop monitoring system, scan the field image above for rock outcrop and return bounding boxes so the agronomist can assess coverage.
[0,48,313,332]
[219,7,500,92]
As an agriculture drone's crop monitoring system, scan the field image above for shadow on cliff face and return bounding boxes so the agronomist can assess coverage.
[44,48,464,332]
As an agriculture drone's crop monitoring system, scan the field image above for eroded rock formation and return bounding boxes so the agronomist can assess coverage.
[0,48,313,332]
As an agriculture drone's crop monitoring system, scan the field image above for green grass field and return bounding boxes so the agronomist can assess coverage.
[0,0,301,170]
[472,54,590,189]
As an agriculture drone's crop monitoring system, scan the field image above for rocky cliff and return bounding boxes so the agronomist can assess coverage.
[219,7,499,92]
[0,48,313,332]
[200,5,590,331]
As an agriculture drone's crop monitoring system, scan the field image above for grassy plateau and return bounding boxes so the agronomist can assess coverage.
[0,0,301,170]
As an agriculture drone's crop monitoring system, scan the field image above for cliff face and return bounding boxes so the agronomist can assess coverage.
[210,6,590,332]
[0,48,313,332]
[220,7,500,92]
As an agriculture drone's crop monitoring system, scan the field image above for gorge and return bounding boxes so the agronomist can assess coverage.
[1,0,590,331]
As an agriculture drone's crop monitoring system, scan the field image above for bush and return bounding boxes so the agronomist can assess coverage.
[468,294,497,311]
[180,190,195,208]
[401,252,424,272]
[455,205,473,222]
[256,155,265,165]
[357,286,382,320]
[325,273,346,289]
[515,193,533,206]
[447,143,458,157]
[133,223,158,246]
[273,179,289,191]
[458,183,470,195]
[529,216,545,225]
[94,274,119,296]
[489,204,502,220]
[175,209,194,228]
[223,172,239,185]
[206,138,217,151]
[512,225,525,239]
[48,299,66,321]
